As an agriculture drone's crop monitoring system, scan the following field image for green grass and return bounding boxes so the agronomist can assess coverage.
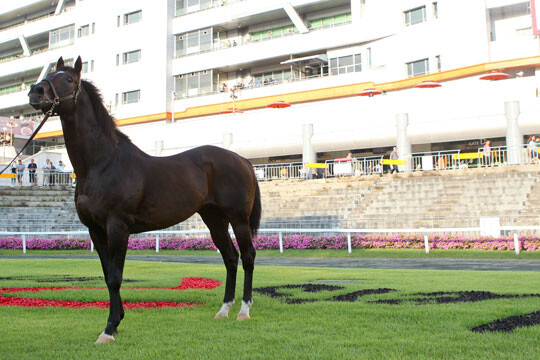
[2,248,540,259]
[1,259,540,359]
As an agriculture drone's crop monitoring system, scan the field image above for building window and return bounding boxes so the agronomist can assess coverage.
[78,25,89,38]
[435,55,441,71]
[174,70,213,98]
[176,0,216,16]
[432,2,438,19]
[116,54,120,66]
[92,22,96,34]
[308,12,352,30]
[407,58,429,77]
[117,15,121,27]
[124,10,142,25]
[122,90,140,104]
[91,60,94,71]
[123,50,141,64]
[330,54,362,76]
[175,28,212,57]
[82,62,89,73]
[404,6,426,26]
[115,93,118,105]
[49,25,75,49]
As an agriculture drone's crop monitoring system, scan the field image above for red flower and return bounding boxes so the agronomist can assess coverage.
[0,277,221,309]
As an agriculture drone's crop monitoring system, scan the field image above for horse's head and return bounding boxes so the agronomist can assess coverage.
[28,56,83,116]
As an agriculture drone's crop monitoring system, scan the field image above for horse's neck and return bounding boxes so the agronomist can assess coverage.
[60,101,118,178]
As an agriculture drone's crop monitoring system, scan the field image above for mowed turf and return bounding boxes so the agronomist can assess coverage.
[1,259,540,360]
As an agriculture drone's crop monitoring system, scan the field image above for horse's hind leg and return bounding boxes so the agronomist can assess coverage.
[230,219,256,321]
[199,206,239,319]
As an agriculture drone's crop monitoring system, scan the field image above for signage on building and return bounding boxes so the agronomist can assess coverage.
[0,117,35,139]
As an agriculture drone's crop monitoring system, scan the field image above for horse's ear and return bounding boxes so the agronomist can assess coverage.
[74,56,82,74]
[56,57,64,69]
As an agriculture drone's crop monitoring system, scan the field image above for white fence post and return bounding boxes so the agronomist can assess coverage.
[279,232,283,253]
[347,232,352,253]
[22,234,26,254]
[513,232,520,255]
[156,235,160,253]
[423,231,429,254]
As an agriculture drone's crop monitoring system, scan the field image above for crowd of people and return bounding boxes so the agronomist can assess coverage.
[9,159,70,186]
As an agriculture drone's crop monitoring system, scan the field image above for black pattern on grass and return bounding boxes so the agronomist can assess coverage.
[472,311,540,333]
[254,284,396,304]
[370,291,540,305]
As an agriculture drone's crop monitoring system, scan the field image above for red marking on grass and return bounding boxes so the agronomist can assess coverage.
[0,277,221,309]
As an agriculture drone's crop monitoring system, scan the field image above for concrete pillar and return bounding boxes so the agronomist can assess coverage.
[396,113,412,172]
[505,101,523,165]
[222,133,233,149]
[302,124,316,178]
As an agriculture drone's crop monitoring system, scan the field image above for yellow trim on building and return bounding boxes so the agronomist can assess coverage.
[33,55,540,140]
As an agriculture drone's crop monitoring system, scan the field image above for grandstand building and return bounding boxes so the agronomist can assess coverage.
[1,0,540,166]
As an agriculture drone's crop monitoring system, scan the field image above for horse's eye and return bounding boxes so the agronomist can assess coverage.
[67,77,73,83]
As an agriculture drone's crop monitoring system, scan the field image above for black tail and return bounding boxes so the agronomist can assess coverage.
[250,181,262,237]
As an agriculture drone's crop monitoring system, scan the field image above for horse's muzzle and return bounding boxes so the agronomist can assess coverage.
[28,84,51,111]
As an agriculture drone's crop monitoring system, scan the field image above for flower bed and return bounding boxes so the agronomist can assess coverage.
[1,234,540,251]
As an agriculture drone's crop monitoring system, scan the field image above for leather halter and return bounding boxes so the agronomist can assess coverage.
[41,71,81,116]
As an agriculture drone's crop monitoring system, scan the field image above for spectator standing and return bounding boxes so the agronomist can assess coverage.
[483,140,492,167]
[56,160,66,185]
[389,147,399,174]
[27,159,37,185]
[43,159,52,186]
[527,136,537,162]
[16,159,25,185]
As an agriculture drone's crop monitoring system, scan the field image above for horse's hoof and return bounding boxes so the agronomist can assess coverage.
[214,313,228,319]
[236,314,250,321]
[94,332,115,344]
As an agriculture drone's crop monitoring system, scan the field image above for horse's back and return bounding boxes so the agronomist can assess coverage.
[180,145,257,213]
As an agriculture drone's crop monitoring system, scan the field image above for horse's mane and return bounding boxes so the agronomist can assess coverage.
[80,80,129,143]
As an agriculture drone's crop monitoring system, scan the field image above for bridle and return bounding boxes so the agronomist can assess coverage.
[0,71,81,175]
[40,71,82,116]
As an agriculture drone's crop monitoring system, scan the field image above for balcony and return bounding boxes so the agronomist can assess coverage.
[172,22,385,75]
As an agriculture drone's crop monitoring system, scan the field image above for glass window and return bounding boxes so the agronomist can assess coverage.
[175,75,187,98]
[82,62,89,73]
[334,14,347,24]
[49,25,74,49]
[200,0,212,10]
[340,55,353,66]
[251,32,261,41]
[199,71,212,94]
[354,53,362,72]
[124,10,142,25]
[322,16,334,27]
[176,0,186,16]
[122,90,140,104]
[78,25,89,37]
[407,58,429,77]
[175,35,186,57]
[404,6,426,26]
[200,29,212,52]
[271,27,283,37]
[310,19,322,29]
[123,50,141,64]
[188,32,199,48]
[188,73,198,96]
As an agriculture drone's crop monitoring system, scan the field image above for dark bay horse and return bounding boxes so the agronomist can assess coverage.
[28,57,261,344]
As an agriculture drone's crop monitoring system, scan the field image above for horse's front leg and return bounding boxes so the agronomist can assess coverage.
[95,220,129,344]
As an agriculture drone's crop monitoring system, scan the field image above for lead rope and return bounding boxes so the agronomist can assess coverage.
[0,100,57,175]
